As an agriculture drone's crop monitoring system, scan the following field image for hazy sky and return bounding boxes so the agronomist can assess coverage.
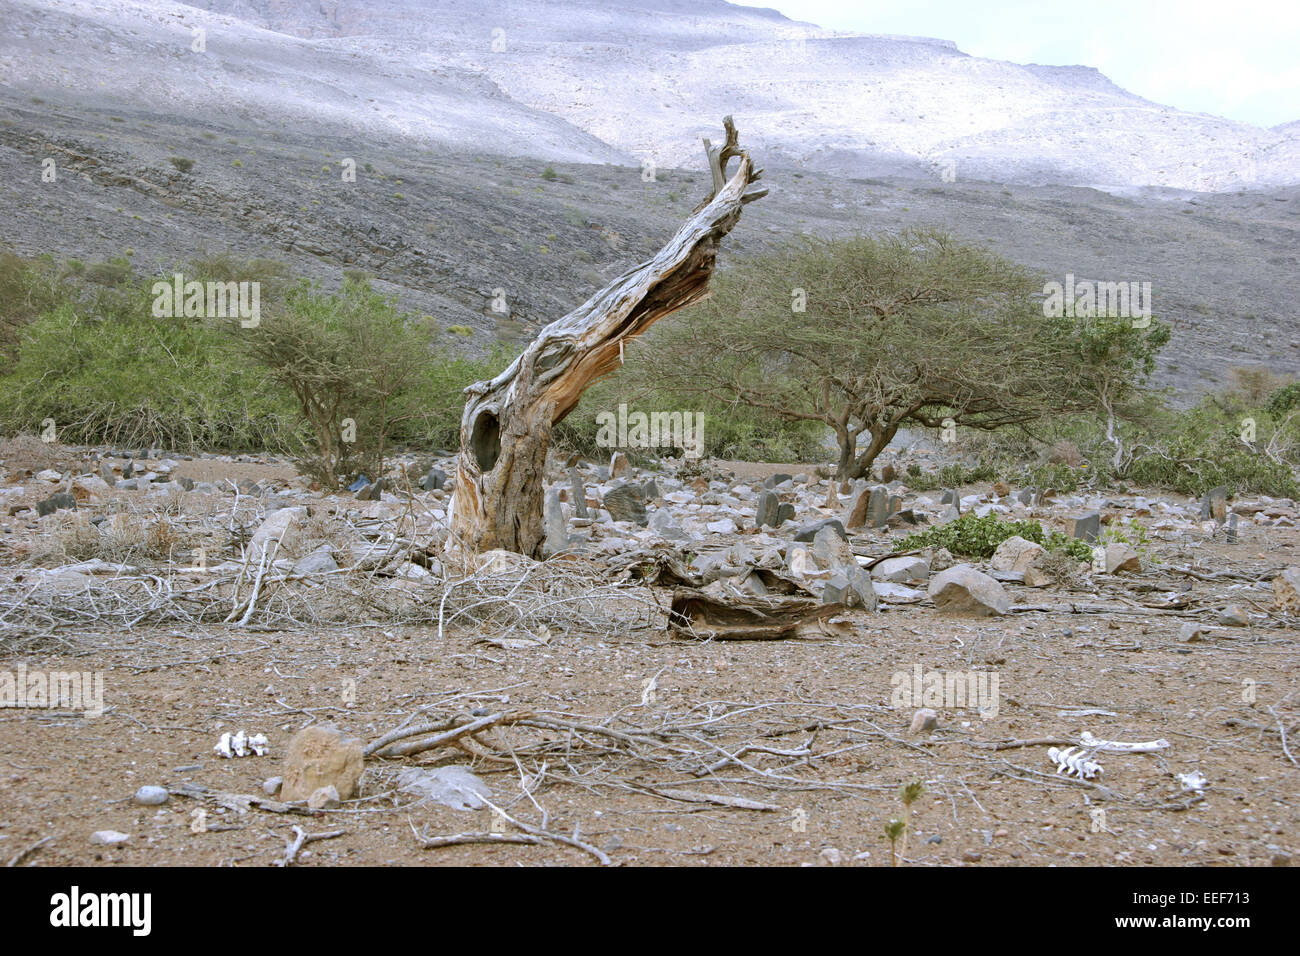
[768,0,1299,128]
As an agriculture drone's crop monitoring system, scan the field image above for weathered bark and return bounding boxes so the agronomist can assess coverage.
[451,118,766,557]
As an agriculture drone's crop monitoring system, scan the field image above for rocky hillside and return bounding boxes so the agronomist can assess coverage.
[0,0,1298,400]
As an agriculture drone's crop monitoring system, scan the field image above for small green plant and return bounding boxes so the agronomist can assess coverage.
[232,159,242,167]
[885,779,924,866]
[541,166,558,181]
[1101,518,1152,562]
[168,156,194,173]
[884,819,906,866]
[445,325,473,337]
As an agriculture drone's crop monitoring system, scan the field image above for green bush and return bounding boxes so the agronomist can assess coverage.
[898,511,1092,562]
[1268,382,1300,418]
[168,156,195,173]
[0,304,300,451]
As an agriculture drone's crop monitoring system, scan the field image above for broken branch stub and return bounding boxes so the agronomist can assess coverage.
[451,117,766,557]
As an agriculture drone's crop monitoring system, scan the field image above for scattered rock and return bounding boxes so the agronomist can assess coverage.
[1218,605,1250,626]
[36,493,77,517]
[755,489,781,528]
[872,581,927,603]
[1067,513,1100,543]
[871,556,929,584]
[793,518,847,543]
[419,468,447,491]
[818,847,843,866]
[280,725,365,802]
[262,776,283,796]
[90,830,130,845]
[397,766,492,810]
[928,565,1010,616]
[249,506,305,559]
[811,525,855,569]
[910,708,939,734]
[133,785,168,806]
[603,482,647,525]
[990,536,1045,574]
[1179,622,1210,642]
[308,784,341,810]
[1104,543,1141,573]
[292,546,338,576]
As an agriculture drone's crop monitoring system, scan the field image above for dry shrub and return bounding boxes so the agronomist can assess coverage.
[1046,439,1085,467]
[1034,549,1086,589]
[1231,366,1288,406]
[28,511,192,566]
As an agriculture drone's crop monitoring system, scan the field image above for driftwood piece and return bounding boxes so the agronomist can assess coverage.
[668,588,846,641]
[451,117,766,557]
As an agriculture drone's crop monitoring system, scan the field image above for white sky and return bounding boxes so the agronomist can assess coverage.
[765,0,1300,128]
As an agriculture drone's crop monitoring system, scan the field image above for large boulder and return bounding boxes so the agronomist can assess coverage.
[928,565,1010,616]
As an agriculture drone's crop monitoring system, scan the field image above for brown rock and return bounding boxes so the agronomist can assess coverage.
[845,488,871,530]
[281,725,365,802]
[1273,568,1300,612]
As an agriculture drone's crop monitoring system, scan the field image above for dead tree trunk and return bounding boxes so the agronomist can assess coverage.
[451,117,766,557]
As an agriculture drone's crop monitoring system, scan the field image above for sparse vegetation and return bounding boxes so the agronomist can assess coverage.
[898,511,1093,562]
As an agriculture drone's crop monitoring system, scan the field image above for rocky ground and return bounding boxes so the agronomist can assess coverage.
[0,436,1296,867]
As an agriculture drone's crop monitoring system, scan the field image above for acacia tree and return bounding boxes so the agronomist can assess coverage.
[242,279,434,487]
[630,230,1168,479]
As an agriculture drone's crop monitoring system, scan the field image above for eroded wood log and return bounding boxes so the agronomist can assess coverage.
[451,117,767,557]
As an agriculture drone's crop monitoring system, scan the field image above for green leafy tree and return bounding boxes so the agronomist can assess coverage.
[630,231,1168,478]
[240,279,435,486]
